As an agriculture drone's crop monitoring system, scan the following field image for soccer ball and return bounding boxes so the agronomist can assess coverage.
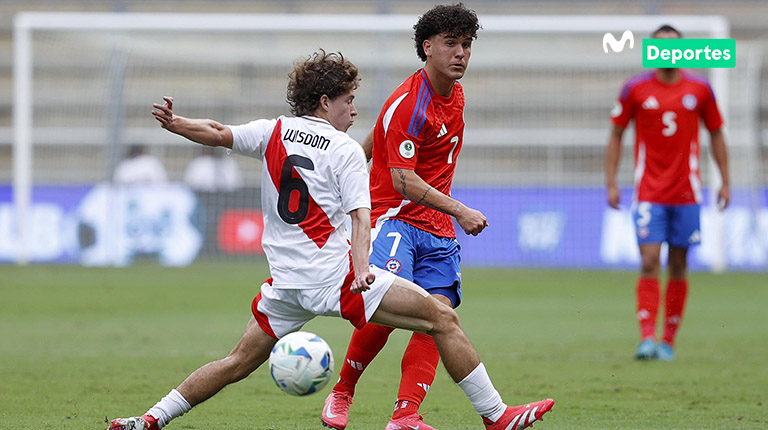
[268,331,334,396]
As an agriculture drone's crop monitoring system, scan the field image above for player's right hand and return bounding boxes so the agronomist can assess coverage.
[607,185,621,209]
[151,96,175,129]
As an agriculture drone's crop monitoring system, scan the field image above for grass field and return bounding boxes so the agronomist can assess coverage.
[1,262,766,429]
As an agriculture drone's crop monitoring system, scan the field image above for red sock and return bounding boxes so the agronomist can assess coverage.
[391,332,440,420]
[636,277,660,340]
[333,323,395,395]
[662,279,688,345]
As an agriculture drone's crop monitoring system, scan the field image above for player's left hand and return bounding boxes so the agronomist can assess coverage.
[350,272,375,294]
[456,205,488,236]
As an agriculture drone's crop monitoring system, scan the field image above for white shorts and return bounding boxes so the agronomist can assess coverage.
[251,265,396,339]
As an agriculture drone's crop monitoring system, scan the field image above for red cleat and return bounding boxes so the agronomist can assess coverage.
[108,414,159,430]
[321,390,354,430]
[385,413,438,430]
[483,399,554,430]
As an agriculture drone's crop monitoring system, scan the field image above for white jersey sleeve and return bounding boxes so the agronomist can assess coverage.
[336,143,370,214]
[228,118,278,159]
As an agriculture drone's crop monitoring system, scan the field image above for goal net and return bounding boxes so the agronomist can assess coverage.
[8,12,766,270]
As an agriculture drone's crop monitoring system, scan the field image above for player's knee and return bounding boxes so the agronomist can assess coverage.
[640,255,660,275]
[431,302,461,334]
[668,265,687,280]
[667,255,687,277]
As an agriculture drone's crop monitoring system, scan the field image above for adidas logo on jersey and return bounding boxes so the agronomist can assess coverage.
[437,123,447,138]
[641,96,659,110]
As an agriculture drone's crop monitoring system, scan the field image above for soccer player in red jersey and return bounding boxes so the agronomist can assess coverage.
[321,4,551,430]
[605,25,730,361]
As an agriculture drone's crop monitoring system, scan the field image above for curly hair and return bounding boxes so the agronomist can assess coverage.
[413,3,480,62]
[287,50,360,117]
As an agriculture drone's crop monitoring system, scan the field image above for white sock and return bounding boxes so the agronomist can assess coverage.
[146,389,192,428]
[457,363,507,422]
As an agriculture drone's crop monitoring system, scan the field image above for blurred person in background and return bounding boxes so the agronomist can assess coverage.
[184,146,243,191]
[113,144,168,184]
[605,24,730,361]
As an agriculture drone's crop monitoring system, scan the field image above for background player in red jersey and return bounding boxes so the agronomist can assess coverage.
[320,5,512,430]
[605,25,730,361]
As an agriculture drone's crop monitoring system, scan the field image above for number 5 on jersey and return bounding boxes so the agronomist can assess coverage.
[662,111,677,137]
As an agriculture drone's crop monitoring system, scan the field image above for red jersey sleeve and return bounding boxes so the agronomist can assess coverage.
[611,80,636,128]
[699,83,724,131]
[383,93,424,171]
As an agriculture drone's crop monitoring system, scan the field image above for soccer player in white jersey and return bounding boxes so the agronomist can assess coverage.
[108,50,553,430]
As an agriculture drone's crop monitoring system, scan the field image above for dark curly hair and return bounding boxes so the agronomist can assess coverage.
[413,3,480,62]
[287,50,360,117]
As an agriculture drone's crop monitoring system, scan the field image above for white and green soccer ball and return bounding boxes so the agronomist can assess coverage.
[268,331,334,396]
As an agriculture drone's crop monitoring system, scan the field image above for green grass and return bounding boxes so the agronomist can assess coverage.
[1,262,766,429]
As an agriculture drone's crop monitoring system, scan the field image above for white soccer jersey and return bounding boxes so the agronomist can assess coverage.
[229,116,370,288]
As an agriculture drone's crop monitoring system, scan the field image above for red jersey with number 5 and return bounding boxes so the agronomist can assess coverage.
[611,70,723,204]
[369,69,465,238]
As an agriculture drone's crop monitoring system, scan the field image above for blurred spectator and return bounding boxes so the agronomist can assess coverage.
[113,144,168,184]
[183,146,243,192]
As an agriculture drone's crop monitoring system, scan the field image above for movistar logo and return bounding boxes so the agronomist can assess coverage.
[603,30,634,53]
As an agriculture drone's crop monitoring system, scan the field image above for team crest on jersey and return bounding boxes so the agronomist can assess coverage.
[399,140,415,159]
[682,94,698,110]
[385,258,402,274]
[638,226,650,239]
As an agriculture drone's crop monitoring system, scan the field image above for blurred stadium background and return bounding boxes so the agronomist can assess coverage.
[0,0,766,271]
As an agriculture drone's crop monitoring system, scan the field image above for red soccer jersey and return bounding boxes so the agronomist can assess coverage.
[611,70,723,204]
[369,69,465,238]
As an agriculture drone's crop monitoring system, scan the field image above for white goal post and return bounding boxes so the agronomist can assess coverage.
[12,12,735,268]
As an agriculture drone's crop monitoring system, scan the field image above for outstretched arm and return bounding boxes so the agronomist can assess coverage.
[605,124,625,209]
[709,128,730,209]
[152,96,233,149]
[390,168,487,236]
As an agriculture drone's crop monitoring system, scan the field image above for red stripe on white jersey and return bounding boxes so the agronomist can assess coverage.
[264,119,335,248]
